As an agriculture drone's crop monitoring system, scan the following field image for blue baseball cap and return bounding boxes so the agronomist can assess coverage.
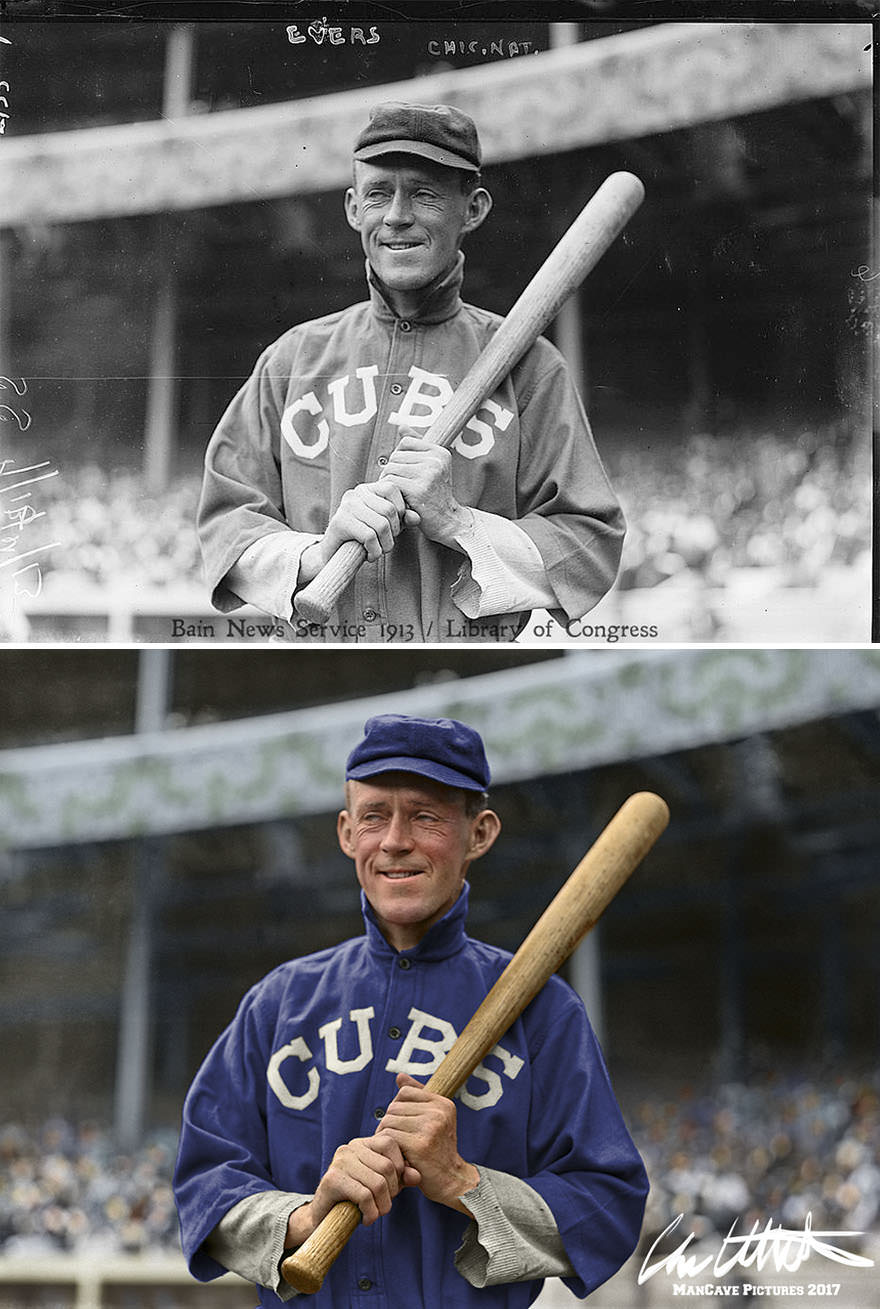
[345,715,490,792]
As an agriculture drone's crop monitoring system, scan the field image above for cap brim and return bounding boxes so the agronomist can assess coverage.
[346,756,487,791]
[353,139,480,172]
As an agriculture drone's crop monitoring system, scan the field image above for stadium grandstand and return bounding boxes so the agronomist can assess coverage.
[1,647,878,1306]
[0,18,873,642]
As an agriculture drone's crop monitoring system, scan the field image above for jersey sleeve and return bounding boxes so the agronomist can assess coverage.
[513,351,625,623]
[172,982,281,1282]
[449,510,560,617]
[197,340,314,614]
[519,982,648,1299]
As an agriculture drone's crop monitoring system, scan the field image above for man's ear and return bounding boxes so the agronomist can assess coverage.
[337,808,356,858]
[461,187,493,238]
[467,808,501,862]
[344,187,361,231]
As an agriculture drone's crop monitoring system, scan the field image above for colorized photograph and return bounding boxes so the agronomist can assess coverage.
[0,646,878,1306]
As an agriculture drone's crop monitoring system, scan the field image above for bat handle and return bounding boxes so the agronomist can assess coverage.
[281,1199,361,1294]
[294,539,367,625]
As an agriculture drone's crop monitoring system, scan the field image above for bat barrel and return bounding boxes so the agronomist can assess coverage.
[281,789,667,1293]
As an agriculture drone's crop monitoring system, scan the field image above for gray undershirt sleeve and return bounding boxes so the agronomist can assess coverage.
[205,1167,574,1296]
[203,1190,313,1301]
[455,1166,575,1287]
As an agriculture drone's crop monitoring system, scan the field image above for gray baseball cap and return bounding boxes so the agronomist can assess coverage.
[353,102,482,173]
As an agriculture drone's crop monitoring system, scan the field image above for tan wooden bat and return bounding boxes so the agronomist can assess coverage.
[292,170,645,625]
[281,789,669,1294]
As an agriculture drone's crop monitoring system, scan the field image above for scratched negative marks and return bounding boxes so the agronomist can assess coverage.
[0,377,61,640]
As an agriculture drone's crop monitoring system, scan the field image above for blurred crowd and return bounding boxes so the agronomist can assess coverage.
[637,1068,880,1253]
[612,420,870,592]
[18,420,869,599]
[1,1069,877,1261]
[38,466,203,591]
[0,1120,179,1258]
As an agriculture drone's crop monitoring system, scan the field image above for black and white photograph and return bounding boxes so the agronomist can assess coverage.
[0,646,879,1308]
[0,9,873,644]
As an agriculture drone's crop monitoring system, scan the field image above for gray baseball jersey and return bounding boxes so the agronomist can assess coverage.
[198,259,624,642]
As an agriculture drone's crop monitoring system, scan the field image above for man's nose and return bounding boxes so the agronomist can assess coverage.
[381,812,413,849]
[384,189,414,225]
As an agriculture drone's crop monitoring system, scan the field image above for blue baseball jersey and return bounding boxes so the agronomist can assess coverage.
[173,886,648,1306]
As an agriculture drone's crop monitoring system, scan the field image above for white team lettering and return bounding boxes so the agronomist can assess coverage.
[267,1037,321,1110]
[318,1006,376,1073]
[327,366,380,427]
[282,367,513,460]
[388,367,454,429]
[281,391,330,459]
[458,1042,524,1110]
[454,399,515,460]
[267,1005,523,1111]
[384,1006,457,1075]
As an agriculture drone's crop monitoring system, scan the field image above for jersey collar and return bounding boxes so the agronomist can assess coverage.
[366,251,465,325]
[361,880,470,962]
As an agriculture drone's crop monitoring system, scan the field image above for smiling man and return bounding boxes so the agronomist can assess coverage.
[197,102,625,642]
[174,714,649,1307]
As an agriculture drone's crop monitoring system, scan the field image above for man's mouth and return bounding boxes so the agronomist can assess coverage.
[382,241,422,250]
[379,869,423,879]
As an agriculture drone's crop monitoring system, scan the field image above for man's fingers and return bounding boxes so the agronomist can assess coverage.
[326,1140,405,1223]
[332,484,406,559]
[369,1129,409,1173]
[396,1072,426,1090]
[371,479,408,514]
[371,1127,422,1190]
[393,431,432,452]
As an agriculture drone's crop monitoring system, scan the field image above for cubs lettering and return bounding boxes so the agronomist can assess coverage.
[280,364,514,462]
[267,1003,524,1111]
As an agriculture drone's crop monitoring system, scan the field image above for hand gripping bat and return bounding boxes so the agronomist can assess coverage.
[281,789,669,1294]
[292,170,645,625]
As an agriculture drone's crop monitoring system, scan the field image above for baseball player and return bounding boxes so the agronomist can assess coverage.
[197,103,625,643]
[173,714,648,1306]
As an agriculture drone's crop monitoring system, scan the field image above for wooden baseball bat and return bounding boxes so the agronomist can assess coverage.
[281,789,668,1294]
[293,170,645,625]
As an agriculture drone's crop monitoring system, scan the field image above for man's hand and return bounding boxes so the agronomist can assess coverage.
[298,480,420,585]
[383,431,474,549]
[285,1133,421,1249]
[377,1072,480,1212]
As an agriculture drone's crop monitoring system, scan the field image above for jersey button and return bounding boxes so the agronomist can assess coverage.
[388,1026,401,1039]
[377,455,388,466]
[373,1106,385,1120]
[358,1276,373,1290]
[397,957,412,970]
[363,608,378,622]
[390,383,404,395]
[398,320,412,332]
